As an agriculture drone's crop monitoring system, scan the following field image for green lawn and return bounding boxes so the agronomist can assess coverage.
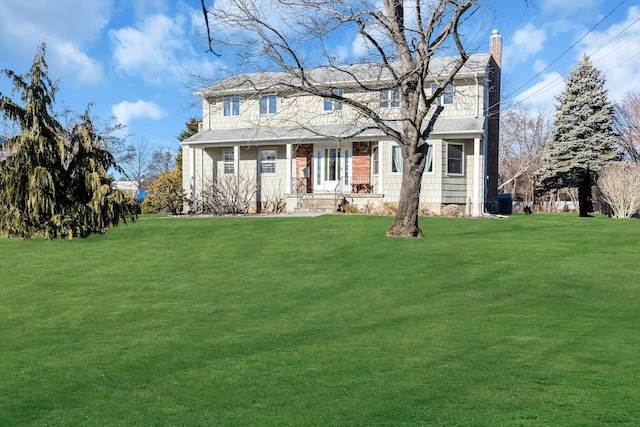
[1,213,639,426]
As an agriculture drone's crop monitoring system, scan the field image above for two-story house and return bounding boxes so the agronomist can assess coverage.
[182,30,501,216]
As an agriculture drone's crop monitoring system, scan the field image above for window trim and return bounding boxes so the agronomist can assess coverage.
[390,145,403,174]
[380,88,400,109]
[446,142,464,176]
[223,96,240,116]
[323,89,343,112]
[259,95,277,115]
[430,83,454,106]
[259,148,277,175]
[371,145,379,176]
[223,149,234,175]
[424,143,434,174]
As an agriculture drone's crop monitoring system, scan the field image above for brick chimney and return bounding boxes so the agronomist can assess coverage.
[490,29,502,68]
[486,29,502,208]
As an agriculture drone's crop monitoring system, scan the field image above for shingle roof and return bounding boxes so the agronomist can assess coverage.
[200,53,491,98]
[183,117,485,147]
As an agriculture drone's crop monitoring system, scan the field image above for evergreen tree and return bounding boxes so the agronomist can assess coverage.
[177,116,200,142]
[175,116,201,173]
[537,55,620,216]
[0,43,138,239]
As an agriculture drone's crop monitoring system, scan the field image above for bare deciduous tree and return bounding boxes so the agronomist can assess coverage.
[614,91,640,162]
[148,147,178,182]
[499,105,551,206]
[200,0,495,237]
[119,138,153,189]
[597,162,640,218]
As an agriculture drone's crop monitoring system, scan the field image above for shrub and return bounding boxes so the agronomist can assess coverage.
[260,191,287,214]
[441,204,464,217]
[419,206,432,216]
[597,162,640,218]
[343,203,360,214]
[362,202,383,215]
[382,202,398,216]
[199,174,257,215]
[142,168,187,214]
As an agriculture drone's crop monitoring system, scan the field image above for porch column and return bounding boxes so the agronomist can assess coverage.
[378,144,384,195]
[286,143,292,194]
[190,145,196,213]
[473,137,481,217]
[233,145,240,177]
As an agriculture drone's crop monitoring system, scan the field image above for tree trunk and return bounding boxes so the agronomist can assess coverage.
[578,168,593,217]
[387,148,426,238]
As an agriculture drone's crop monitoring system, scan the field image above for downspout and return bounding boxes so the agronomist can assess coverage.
[475,73,480,118]
[481,72,491,216]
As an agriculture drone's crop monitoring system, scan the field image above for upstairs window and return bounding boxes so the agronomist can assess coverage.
[323,89,343,111]
[259,95,277,115]
[223,96,240,116]
[430,83,454,106]
[380,88,400,108]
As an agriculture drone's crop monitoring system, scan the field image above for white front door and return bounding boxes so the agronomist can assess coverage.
[315,144,351,192]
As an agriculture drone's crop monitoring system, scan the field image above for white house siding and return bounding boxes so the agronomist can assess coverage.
[419,139,444,211]
[183,47,501,215]
[183,145,291,212]
[378,139,448,213]
[200,78,486,133]
[441,139,474,206]
[380,141,403,202]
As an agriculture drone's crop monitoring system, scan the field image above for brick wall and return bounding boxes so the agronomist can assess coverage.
[295,144,313,192]
[352,141,372,185]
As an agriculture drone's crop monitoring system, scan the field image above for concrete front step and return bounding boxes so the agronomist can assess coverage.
[294,207,336,214]
[294,195,340,213]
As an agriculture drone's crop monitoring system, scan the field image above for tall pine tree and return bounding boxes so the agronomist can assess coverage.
[0,43,138,239]
[537,55,620,216]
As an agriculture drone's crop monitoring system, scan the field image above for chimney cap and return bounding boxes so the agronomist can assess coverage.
[492,29,500,36]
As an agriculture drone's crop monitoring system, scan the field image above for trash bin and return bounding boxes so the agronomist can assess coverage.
[497,193,512,215]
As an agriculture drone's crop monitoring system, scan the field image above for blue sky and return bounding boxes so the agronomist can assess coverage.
[0,0,639,152]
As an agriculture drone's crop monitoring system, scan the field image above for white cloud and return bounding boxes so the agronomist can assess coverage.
[515,72,564,110]
[504,23,547,70]
[577,6,640,102]
[533,59,547,73]
[111,100,166,127]
[53,43,104,85]
[0,0,112,85]
[0,0,112,44]
[351,34,369,58]
[110,14,191,83]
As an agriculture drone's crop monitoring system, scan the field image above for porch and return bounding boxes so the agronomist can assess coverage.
[293,141,377,195]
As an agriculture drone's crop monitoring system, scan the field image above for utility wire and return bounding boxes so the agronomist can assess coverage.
[514,21,640,106]
[499,0,629,109]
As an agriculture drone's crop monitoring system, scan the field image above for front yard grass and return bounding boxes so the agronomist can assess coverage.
[1,213,639,425]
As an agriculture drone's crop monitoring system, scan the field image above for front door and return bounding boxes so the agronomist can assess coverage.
[315,145,351,192]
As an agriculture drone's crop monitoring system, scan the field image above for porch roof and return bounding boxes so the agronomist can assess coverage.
[182,117,485,147]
